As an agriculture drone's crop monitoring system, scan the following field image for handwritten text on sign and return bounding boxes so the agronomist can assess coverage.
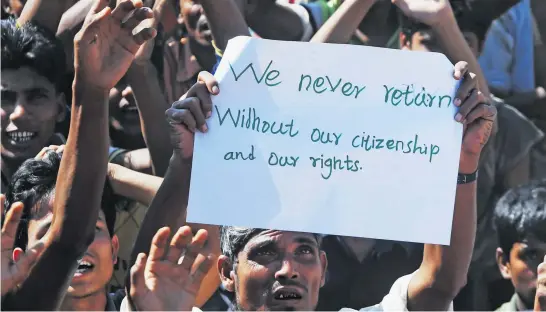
[187,37,462,245]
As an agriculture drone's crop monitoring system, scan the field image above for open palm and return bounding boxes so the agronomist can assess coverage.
[1,195,44,296]
[129,226,213,311]
[74,0,157,90]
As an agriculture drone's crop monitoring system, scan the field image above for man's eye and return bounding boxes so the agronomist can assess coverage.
[296,245,315,256]
[257,250,276,257]
[28,93,47,101]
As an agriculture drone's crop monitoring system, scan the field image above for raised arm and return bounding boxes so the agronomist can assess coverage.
[407,62,496,310]
[311,0,377,43]
[126,73,221,308]
[199,0,250,51]
[17,0,74,34]
[5,1,156,309]
[393,0,490,98]
[125,0,172,176]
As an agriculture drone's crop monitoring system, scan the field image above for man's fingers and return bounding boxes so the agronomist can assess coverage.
[111,0,137,22]
[91,0,110,14]
[197,71,220,96]
[171,98,206,132]
[12,242,44,282]
[456,89,482,122]
[132,27,157,46]
[179,229,208,272]
[122,7,153,30]
[197,72,219,118]
[148,227,171,262]
[166,226,193,264]
[464,103,497,125]
[185,254,214,294]
[130,253,147,297]
[454,72,477,107]
[166,107,197,133]
[2,202,24,244]
[453,61,469,80]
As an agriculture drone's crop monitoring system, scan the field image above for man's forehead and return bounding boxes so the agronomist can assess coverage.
[1,67,55,91]
[30,196,106,223]
[245,230,318,248]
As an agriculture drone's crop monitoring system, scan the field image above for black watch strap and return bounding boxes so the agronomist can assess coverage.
[457,170,478,184]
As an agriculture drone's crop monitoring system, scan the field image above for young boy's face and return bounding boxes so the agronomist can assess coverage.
[497,235,546,307]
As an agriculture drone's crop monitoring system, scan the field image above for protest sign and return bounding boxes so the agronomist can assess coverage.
[187,37,462,245]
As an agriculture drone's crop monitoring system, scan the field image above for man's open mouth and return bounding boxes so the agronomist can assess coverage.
[75,259,94,274]
[6,131,37,144]
[273,289,303,300]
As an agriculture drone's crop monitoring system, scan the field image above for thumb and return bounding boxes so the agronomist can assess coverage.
[130,253,148,298]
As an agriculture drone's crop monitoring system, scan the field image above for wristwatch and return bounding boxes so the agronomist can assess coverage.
[457,170,478,184]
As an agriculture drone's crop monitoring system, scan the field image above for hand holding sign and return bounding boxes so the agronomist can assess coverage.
[452,61,496,173]
[166,72,219,161]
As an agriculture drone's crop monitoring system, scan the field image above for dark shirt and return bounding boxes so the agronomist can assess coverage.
[316,236,423,311]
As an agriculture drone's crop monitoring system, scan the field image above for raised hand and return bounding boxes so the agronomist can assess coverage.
[451,61,496,173]
[129,226,214,311]
[1,195,44,296]
[391,0,452,27]
[133,0,168,65]
[74,0,157,90]
[165,71,219,160]
[535,255,546,312]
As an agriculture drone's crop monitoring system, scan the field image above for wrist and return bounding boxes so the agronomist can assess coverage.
[73,71,110,98]
[459,154,479,174]
[430,8,457,33]
[171,152,193,168]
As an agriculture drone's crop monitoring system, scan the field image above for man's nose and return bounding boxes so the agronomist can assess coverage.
[274,258,300,280]
[9,103,28,122]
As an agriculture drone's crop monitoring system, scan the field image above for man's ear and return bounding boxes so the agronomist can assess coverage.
[496,247,511,279]
[111,235,120,264]
[55,93,67,123]
[319,251,328,288]
[13,247,24,262]
[218,255,235,292]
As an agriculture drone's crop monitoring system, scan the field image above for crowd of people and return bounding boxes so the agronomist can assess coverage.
[1,0,546,311]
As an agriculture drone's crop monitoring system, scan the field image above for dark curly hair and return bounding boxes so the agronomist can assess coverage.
[1,18,66,91]
[3,151,119,250]
[493,179,546,257]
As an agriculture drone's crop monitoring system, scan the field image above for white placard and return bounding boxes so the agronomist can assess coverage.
[187,37,462,245]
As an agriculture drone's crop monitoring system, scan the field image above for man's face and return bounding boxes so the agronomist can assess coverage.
[225,230,327,311]
[497,235,546,308]
[20,196,118,298]
[180,0,212,45]
[108,81,142,139]
[1,67,65,161]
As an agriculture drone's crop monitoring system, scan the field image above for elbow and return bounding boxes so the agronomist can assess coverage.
[429,267,468,300]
